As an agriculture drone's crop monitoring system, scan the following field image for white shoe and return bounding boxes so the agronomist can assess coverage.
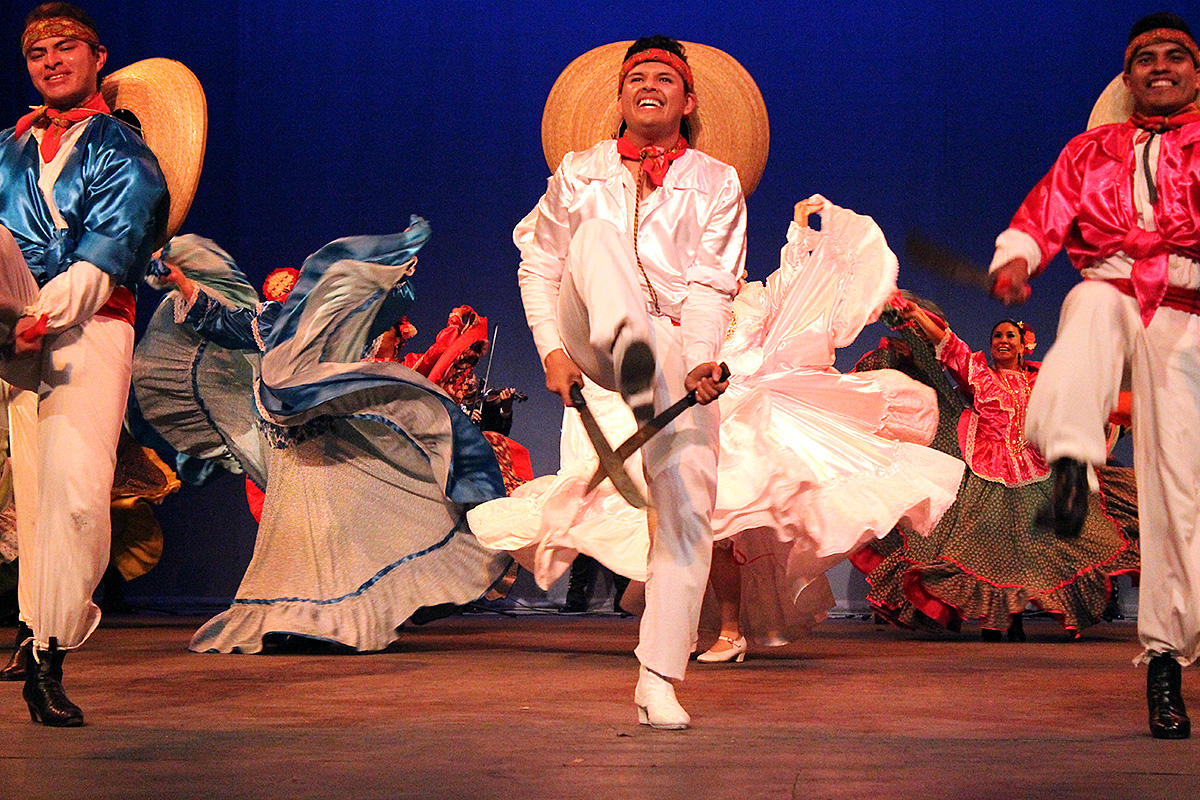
[634,666,690,730]
[696,635,747,664]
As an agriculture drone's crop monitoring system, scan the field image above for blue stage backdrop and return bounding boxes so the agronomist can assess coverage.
[1,1,1148,606]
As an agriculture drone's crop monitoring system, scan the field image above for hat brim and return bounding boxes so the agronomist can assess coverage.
[101,58,207,247]
[1088,73,1134,129]
[541,41,769,197]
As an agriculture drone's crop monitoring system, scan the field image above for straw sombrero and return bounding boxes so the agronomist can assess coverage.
[1088,74,1134,129]
[541,41,769,197]
[101,58,207,246]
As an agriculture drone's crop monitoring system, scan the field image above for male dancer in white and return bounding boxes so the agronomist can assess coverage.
[517,36,743,729]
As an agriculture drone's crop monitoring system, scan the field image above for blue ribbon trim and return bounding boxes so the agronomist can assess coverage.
[231,514,469,607]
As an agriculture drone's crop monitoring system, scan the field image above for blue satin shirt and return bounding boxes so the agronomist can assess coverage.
[0,114,169,289]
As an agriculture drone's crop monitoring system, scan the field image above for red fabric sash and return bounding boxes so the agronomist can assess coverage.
[1120,227,1172,325]
[21,17,99,56]
[619,48,694,92]
[1099,277,1200,317]
[616,134,688,187]
[14,92,110,163]
[1125,28,1200,73]
[17,314,48,344]
[95,286,136,326]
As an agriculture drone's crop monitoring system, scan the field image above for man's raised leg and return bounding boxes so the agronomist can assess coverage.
[557,219,657,423]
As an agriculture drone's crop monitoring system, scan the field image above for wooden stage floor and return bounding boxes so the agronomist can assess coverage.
[0,613,1195,800]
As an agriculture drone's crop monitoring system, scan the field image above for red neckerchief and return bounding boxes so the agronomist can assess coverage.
[1120,103,1200,324]
[616,134,688,187]
[1130,103,1200,132]
[14,92,110,163]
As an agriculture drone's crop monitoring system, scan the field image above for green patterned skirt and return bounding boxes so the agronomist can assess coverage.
[852,467,1140,633]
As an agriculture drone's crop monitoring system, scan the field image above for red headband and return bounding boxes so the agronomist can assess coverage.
[618,48,694,93]
[21,17,99,56]
[1125,28,1200,72]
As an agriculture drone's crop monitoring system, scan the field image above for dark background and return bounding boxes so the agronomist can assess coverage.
[1,1,1148,605]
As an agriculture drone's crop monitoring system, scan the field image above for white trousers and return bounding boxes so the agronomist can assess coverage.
[559,219,720,680]
[1026,279,1200,663]
[0,226,131,650]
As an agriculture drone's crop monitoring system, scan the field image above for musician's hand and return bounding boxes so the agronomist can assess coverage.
[990,258,1032,305]
[544,348,583,406]
[686,361,728,405]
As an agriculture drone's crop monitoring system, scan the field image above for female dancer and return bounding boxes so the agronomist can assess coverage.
[136,223,511,653]
[853,303,1139,640]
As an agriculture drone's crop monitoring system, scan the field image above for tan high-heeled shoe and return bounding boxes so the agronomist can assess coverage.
[696,635,747,663]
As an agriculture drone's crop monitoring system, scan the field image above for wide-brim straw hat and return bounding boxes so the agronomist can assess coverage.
[101,58,207,246]
[1088,73,1134,129]
[541,41,769,197]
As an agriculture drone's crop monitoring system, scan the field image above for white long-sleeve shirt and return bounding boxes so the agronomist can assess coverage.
[516,139,747,371]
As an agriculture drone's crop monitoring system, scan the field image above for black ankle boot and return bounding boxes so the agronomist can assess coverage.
[563,555,595,613]
[0,622,32,681]
[612,573,632,616]
[23,637,84,728]
[1147,654,1190,739]
[1049,458,1089,538]
[1007,613,1026,642]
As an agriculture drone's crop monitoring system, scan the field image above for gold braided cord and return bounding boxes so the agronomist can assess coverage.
[632,157,661,314]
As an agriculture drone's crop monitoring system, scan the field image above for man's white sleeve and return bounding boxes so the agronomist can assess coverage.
[682,169,746,370]
[517,165,575,364]
[26,260,116,333]
[681,283,734,371]
[989,229,1042,276]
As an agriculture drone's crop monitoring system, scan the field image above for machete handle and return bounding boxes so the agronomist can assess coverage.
[568,382,586,409]
[686,361,731,402]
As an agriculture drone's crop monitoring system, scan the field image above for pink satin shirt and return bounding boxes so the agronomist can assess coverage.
[937,331,1048,486]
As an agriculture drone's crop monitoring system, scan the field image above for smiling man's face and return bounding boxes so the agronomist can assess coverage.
[1124,40,1200,116]
[618,61,696,144]
[25,34,105,111]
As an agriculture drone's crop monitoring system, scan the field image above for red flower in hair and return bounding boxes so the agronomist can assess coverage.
[262,268,300,302]
[395,316,417,343]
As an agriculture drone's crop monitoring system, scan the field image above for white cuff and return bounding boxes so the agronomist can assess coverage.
[989,229,1041,276]
[681,282,732,371]
[26,260,115,333]
[531,322,564,366]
